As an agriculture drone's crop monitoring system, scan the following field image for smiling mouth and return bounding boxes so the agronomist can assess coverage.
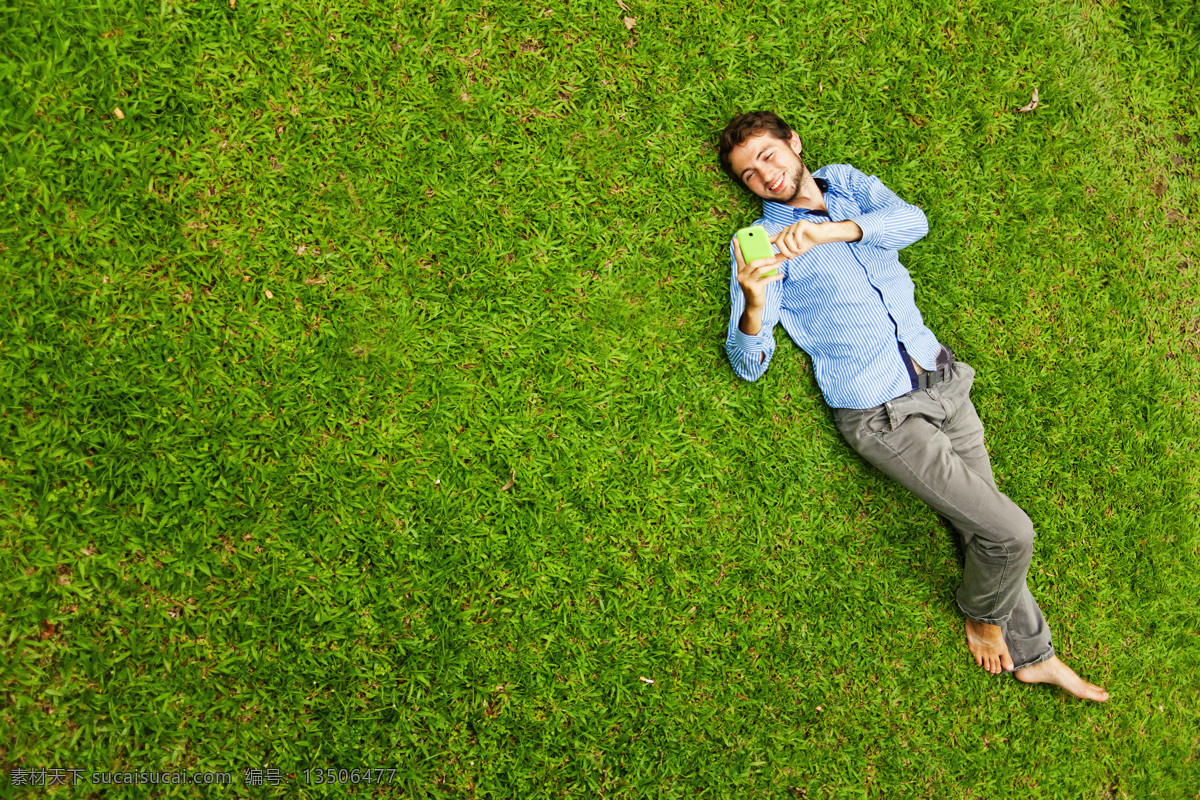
[768,174,785,192]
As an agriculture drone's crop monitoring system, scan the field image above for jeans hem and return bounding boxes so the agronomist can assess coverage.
[1011,647,1056,672]
[956,598,1011,627]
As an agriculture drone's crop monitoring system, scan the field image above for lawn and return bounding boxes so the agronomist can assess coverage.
[1,0,1198,796]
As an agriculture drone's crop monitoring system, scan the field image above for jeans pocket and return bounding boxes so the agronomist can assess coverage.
[940,394,958,426]
[948,361,976,405]
[861,405,891,436]
[884,392,925,434]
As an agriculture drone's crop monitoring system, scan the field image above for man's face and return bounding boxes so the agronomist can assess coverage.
[728,131,807,203]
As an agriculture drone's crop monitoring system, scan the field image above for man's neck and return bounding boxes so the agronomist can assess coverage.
[784,170,827,212]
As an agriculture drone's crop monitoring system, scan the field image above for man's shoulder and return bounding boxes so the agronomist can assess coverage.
[813,163,861,184]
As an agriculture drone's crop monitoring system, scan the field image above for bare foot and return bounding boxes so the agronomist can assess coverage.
[1014,656,1110,702]
[964,619,1015,675]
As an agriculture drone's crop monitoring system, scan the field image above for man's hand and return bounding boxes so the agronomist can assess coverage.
[733,237,784,337]
[771,219,863,259]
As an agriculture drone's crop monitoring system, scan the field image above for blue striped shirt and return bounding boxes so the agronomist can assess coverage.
[725,163,942,410]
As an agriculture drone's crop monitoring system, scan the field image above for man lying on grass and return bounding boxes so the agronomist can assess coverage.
[718,111,1109,702]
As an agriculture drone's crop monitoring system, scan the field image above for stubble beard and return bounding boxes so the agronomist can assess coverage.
[756,159,809,204]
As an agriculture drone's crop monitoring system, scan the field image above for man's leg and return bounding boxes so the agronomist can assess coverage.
[831,361,1107,700]
[934,367,1109,700]
[932,368,1056,673]
[833,362,1049,662]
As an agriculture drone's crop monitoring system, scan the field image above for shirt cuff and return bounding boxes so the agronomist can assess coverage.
[848,211,888,248]
[731,324,772,355]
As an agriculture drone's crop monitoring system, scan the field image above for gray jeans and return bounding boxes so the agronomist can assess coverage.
[830,358,1055,671]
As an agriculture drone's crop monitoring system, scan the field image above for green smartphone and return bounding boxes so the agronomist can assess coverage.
[736,225,778,277]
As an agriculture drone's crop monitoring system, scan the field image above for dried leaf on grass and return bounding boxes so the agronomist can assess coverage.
[623,16,636,30]
[501,469,515,491]
[1016,87,1039,112]
[616,0,630,9]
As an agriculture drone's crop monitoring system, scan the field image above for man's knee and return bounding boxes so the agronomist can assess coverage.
[1003,507,1036,559]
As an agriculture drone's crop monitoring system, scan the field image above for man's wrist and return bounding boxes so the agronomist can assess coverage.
[739,301,764,335]
[826,220,863,244]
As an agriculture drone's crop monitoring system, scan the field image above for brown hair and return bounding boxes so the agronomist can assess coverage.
[718,111,795,189]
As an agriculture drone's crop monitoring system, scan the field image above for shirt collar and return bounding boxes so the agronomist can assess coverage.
[762,177,830,226]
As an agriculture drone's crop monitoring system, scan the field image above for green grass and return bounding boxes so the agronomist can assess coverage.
[1,0,1198,796]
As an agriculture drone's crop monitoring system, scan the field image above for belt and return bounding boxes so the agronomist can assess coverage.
[914,347,956,389]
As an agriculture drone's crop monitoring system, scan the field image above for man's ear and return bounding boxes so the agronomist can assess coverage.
[788,131,803,157]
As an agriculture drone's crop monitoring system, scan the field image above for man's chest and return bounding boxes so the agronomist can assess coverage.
[777,240,908,313]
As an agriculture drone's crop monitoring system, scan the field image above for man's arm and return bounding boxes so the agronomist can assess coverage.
[771,218,864,260]
[837,164,929,251]
[763,167,926,262]
[725,236,784,379]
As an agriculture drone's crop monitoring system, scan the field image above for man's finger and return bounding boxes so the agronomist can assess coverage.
[748,254,785,273]
[732,236,745,268]
[750,269,786,285]
[769,224,801,244]
[753,259,787,283]
[777,228,795,254]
